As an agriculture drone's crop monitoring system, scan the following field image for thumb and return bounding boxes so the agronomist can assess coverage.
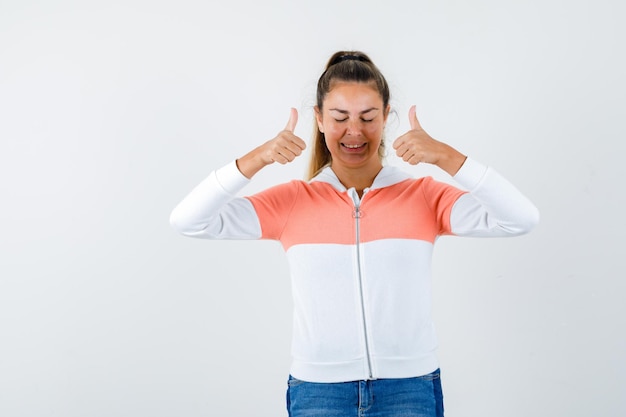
[285,107,298,132]
[409,105,422,130]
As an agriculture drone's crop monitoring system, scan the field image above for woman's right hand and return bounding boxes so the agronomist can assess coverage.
[236,108,307,178]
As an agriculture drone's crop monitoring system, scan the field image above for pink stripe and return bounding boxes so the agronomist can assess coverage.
[248,179,466,251]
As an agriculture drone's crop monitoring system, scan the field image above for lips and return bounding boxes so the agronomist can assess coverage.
[341,143,366,149]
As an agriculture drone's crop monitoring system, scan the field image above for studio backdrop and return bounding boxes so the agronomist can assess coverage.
[1,1,624,416]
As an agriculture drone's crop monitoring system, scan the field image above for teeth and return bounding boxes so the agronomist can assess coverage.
[343,144,363,148]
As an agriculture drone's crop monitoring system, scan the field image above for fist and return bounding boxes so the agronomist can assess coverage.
[392,105,444,165]
[261,108,307,165]
[392,105,466,175]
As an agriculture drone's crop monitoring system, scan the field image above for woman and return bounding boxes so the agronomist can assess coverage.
[170,51,539,417]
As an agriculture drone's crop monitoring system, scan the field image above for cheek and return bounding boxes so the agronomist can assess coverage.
[363,124,383,138]
[324,123,345,138]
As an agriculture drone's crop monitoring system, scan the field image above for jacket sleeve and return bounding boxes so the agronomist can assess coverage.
[450,157,540,237]
[169,161,263,239]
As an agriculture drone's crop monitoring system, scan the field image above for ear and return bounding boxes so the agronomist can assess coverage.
[314,106,324,133]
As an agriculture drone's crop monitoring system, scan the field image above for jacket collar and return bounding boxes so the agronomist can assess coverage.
[310,165,412,193]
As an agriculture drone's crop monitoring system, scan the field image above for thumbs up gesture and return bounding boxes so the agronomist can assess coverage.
[392,105,466,176]
[236,108,307,178]
[264,107,305,165]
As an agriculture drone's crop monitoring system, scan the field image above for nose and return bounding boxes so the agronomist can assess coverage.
[346,119,362,136]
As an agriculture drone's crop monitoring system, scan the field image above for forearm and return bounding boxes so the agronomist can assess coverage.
[236,146,271,179]
[169,161,261,238]
[436,145,467,177]
[451,158,540,237]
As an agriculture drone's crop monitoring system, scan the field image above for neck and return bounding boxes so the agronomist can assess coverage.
[331,162,383,196]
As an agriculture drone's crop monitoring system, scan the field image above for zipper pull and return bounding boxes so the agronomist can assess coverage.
[352,208,362,218]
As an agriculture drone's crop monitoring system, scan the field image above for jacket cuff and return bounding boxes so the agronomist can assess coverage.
[214,160,250,194]
[452,157,489,191]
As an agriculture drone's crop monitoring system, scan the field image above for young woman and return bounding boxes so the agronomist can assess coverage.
[170,51,539,417]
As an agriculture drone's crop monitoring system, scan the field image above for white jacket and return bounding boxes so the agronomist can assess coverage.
[170,158,539,383]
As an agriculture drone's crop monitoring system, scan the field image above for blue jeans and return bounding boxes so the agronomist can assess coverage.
[286,369,444,417]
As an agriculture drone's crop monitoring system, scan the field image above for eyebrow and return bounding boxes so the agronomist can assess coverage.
[328,107,379,115]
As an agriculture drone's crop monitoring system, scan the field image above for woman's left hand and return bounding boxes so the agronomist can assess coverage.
[393,105,467,176]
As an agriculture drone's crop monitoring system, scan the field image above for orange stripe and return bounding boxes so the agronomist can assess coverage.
[247,178,466,251]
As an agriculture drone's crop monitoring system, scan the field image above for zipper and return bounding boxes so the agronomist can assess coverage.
[351,190,374,379]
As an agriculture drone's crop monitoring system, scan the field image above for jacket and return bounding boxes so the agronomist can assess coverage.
[169,157,539,383]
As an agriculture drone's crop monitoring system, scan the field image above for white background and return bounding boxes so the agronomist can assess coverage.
[1,0,624,416]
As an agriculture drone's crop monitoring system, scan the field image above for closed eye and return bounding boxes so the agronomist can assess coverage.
[334,118,348,122]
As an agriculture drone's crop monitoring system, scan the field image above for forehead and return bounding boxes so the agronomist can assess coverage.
[323,82,383,109]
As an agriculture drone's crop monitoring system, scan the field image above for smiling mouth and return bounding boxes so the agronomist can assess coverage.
[341,143,366,149]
